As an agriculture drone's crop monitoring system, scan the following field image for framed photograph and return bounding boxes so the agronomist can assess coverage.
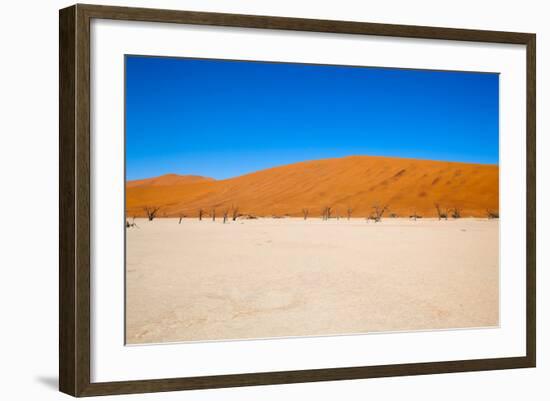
[59,4,536,397]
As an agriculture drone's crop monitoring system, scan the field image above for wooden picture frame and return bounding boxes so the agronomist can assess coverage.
[59,3,536,397]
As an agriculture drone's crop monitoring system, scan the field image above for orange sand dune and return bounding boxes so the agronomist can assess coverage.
[126,156,499,218]
[126,173,214,188]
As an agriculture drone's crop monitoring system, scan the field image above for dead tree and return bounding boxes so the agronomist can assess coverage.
[179,215,184,224]
[322,206,332,221]
[126,220,139,228]
[347,207,353,220]
[410,209,420,221]
[126,216,138,227]
[198,208,203,221]
[302,208,309,220]
[434,203,448,220]
[435,203,441,220]
[232,206,239,221]
[487,209,499,219]
[143,206,160,221]
[451,207,462,219]
[372,204,388,222]
[212,208,216,221]
[223,209,229,224]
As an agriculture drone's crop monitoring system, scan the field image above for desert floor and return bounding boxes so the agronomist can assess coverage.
[125,218,499,344]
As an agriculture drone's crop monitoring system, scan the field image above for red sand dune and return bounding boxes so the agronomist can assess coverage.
[126,156,499,218]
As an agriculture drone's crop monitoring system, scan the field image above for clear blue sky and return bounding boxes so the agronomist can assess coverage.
[126,55,499,180]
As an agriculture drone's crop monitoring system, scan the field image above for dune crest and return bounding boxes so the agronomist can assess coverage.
[126,156,498,218]
[126,173,214,188]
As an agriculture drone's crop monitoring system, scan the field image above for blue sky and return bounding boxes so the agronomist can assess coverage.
[126,55,499,180]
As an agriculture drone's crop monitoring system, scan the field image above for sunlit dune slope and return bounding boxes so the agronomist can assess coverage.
[126,156,498,218]
[126,173,214,188]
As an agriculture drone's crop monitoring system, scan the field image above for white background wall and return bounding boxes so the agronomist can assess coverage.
[0,0,547,399]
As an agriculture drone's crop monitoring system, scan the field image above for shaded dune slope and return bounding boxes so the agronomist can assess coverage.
[126,156,499,218]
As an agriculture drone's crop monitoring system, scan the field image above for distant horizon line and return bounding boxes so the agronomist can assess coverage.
[127,154,499,182]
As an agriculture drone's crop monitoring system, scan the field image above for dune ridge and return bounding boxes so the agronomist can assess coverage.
[126,155,498,218]
[126,173,214,188]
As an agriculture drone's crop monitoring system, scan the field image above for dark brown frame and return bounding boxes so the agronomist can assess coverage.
[59,3,536,397]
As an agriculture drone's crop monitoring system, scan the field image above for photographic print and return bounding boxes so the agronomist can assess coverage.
[124,55,499,345]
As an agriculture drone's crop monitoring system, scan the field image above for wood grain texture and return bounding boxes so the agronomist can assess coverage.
[80,357,532,396]
[75,4,92,396]
[59,3,536,397]
[59,5,76,396]
[78,3,532,44]
[526,35,536,367]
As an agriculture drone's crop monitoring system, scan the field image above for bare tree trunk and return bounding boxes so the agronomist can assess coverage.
[434,203,448,220]
[198,209,203,221]
[143,206,160,221]
[347,207,353,220]
[223,209,228,224]
[232,206,239,221]
[126,220,139,228]
[179,216,183,224]
[372,204,388,222]
[212,208,216,221]
[302,208,309,220]
[322,206,332,220]
[451,207,461,219]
